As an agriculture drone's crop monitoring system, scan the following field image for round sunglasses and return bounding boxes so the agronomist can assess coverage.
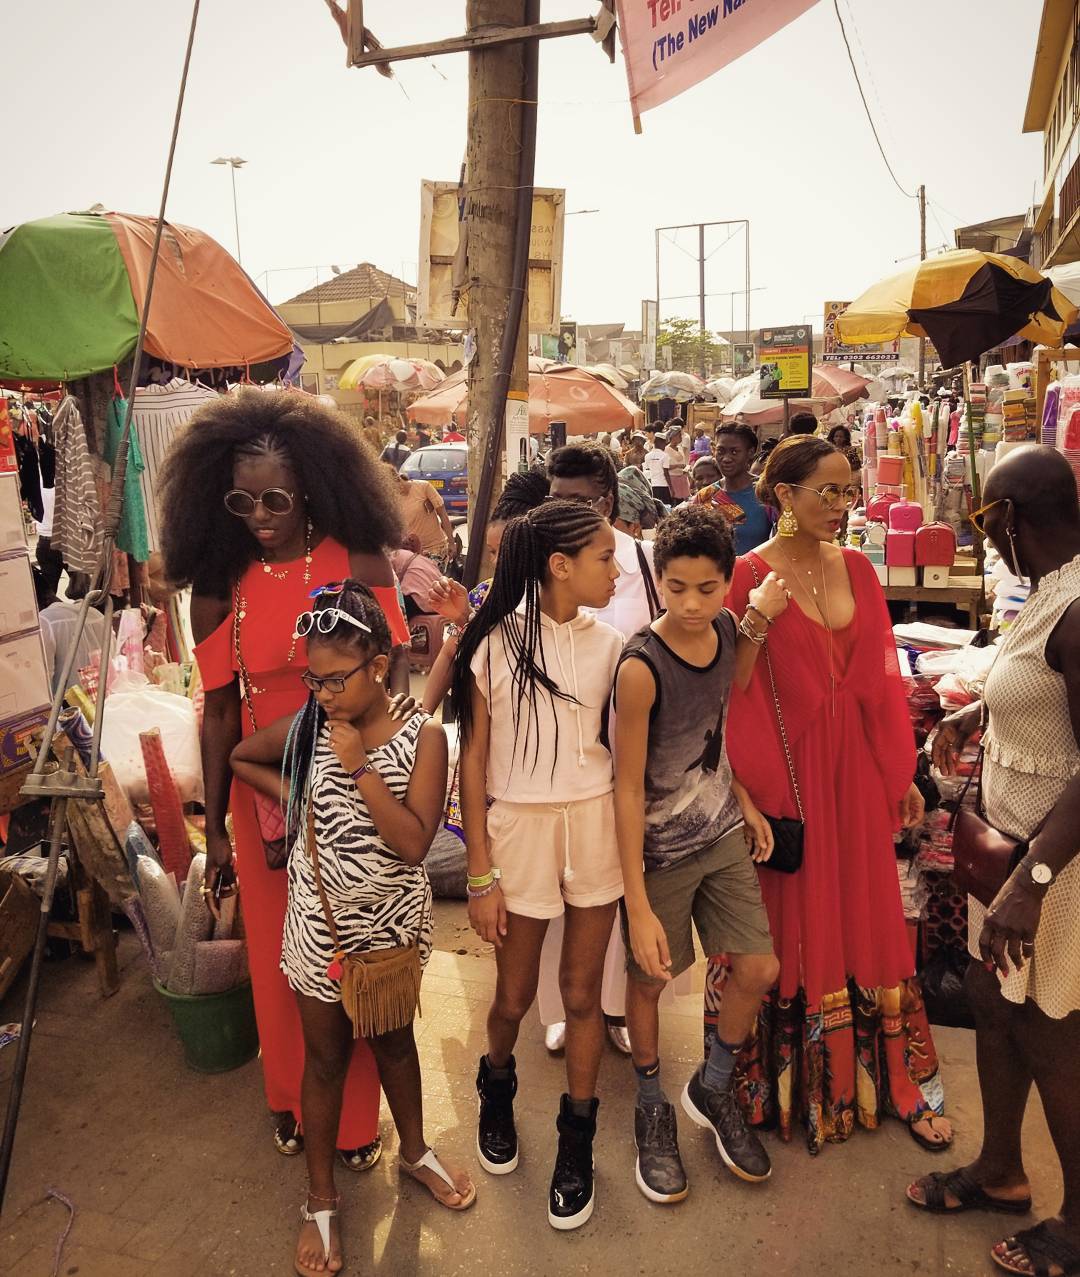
[223,487,296,517]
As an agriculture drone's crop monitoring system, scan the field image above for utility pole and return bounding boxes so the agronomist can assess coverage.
[698,222,707,379]
[918,183,927,387]
[463,0,534,560]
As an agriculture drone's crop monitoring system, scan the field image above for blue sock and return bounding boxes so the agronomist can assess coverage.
[635,1060,667,1106]
[702,1035,742,1094]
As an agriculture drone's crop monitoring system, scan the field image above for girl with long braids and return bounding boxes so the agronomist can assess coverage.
[160,391,411,1171]
[232,581,472,1276]
[451,499,624,1232]
[421,467,551,713]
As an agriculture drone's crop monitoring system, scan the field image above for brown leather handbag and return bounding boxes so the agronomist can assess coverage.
[948,744,1044,908]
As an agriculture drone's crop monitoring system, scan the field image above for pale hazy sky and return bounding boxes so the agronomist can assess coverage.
[6,1,1044,336]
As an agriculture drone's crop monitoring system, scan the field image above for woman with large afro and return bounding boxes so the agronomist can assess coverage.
[160,389,410,1170]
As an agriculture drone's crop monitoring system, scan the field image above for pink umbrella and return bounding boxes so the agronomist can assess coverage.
[407,365,644,434]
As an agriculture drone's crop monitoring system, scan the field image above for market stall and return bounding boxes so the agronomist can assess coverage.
[0,210,294,1035]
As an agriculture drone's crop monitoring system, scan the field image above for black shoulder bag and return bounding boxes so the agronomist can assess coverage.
[748,558,804,873]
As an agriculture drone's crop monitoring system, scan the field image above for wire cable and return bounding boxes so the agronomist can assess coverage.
[832,0,915,199]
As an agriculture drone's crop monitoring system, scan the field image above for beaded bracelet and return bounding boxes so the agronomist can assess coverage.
[746,603,773,627]
[467,880,500,899]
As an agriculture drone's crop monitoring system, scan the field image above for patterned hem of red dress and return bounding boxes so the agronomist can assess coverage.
[704,957,946,1155]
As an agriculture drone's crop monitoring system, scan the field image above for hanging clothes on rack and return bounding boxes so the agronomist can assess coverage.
[103,396,150,562]
[13,432,43,522]
[132,376,218,553]
[52,395,103,576]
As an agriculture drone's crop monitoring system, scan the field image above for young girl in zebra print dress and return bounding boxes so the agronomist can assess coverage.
[231,580,475,1277]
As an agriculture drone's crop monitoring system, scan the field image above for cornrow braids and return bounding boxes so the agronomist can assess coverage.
[306,578,392,655]
[283,579,390,836]
[547,442,621,521]
[451,499,605,773]
[491,468,550,522]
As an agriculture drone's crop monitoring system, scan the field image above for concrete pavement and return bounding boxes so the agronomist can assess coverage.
[0,907,1063,1276]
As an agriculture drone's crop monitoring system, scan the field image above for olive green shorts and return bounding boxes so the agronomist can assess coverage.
[624,825,774,983]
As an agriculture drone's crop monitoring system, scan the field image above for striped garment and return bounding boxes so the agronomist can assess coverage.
[51,396,103,575]
[281,712,434,1004]
[132,378,219,553]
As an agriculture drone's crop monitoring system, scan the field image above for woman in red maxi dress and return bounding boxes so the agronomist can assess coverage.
[161,390,410,1164]
[707,436,953,1155]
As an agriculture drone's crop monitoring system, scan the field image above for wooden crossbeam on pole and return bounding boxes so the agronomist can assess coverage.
[344,16,597,67]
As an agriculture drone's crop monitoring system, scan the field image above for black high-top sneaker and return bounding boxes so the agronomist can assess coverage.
[548,1094,599,1230]
[476,1054,519,1174]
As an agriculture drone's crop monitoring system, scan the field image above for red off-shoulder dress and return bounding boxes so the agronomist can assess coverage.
[195,538,409,1145]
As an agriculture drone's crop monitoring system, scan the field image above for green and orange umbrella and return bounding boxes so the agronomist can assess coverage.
[0,210,293,384]
[836,250,1078,368]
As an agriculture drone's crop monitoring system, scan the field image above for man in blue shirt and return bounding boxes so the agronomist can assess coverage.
[714,424,773,554]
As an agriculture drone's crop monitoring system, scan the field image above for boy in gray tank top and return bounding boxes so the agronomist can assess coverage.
[613,506,788,1203]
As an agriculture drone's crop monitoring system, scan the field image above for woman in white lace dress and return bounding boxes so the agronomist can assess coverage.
[907,446,1080,1277]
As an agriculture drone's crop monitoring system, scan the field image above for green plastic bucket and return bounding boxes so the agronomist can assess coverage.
[154,978,259,1073]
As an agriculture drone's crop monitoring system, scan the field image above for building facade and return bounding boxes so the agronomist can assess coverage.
[1026,1,1080,268]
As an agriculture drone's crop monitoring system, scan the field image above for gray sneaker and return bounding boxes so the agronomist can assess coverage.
[681,1065,771,1183]
[634,1100,689,1204]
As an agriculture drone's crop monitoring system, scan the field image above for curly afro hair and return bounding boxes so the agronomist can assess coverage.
[653,503,735,580]
[159,389,402,597]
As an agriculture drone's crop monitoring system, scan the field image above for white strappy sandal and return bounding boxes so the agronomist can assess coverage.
[295,1192,342,1276]
[400,1147,477,1211]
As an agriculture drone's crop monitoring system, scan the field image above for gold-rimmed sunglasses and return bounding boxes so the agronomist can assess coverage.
[968,497,1008,535]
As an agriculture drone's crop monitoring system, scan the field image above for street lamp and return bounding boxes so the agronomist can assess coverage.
[211,156,246,264]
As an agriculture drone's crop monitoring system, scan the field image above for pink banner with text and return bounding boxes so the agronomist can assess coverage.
[616,0,820,128]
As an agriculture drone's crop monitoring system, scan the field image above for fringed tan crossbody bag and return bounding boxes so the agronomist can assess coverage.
[306,803,422,1039]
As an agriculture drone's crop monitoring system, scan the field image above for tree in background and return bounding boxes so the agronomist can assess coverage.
[656,317,729,375]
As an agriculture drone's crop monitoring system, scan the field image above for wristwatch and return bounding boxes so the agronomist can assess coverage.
[1024,859,1054,887]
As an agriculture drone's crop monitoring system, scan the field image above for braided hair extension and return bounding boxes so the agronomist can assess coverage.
[491,468,550,522]
[451,499,605,773]
[283,579,392,838]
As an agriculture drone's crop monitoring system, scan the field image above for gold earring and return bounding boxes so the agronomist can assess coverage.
[778,506,798,537]
[375,674,383,684]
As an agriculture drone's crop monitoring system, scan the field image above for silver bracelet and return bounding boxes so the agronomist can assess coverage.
[466,880,500,899]
[739,614,766,645]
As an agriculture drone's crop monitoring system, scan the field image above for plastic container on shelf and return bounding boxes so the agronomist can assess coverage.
[876,455,905,486]
[888,499,924,532]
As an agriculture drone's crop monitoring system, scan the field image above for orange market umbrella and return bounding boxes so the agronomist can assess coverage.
[407,365,643,434]
[0,210,294,380]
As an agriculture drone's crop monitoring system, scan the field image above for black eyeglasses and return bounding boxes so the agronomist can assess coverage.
[224,487,295,517]
[789,482,860,508]
[301,656,374,694]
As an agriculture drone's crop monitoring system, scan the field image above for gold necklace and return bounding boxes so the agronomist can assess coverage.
[783,543,838,716]
[261,520,313,585]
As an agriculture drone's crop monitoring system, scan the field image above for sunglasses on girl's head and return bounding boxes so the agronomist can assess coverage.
[223,487,296,517]
[293,608,372,640]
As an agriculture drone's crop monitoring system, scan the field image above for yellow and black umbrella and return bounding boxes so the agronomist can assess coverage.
[836,250,1077,368]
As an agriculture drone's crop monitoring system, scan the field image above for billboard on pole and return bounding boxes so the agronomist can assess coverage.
[822,300,900,363]
[417,181,565,332]
[757,324,811,398]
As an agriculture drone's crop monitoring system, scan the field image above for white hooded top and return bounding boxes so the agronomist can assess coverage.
[469,603,623,804]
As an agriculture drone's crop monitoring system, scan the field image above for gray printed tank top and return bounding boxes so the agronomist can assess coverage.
[617,612,742,871]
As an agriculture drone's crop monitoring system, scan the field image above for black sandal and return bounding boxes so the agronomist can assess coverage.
[907,1168,1032,1216]
[992,1221,1080,1276]
[909,1113,955,1152]
[338,1136,383,1172]
[274,1113,304,1157]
